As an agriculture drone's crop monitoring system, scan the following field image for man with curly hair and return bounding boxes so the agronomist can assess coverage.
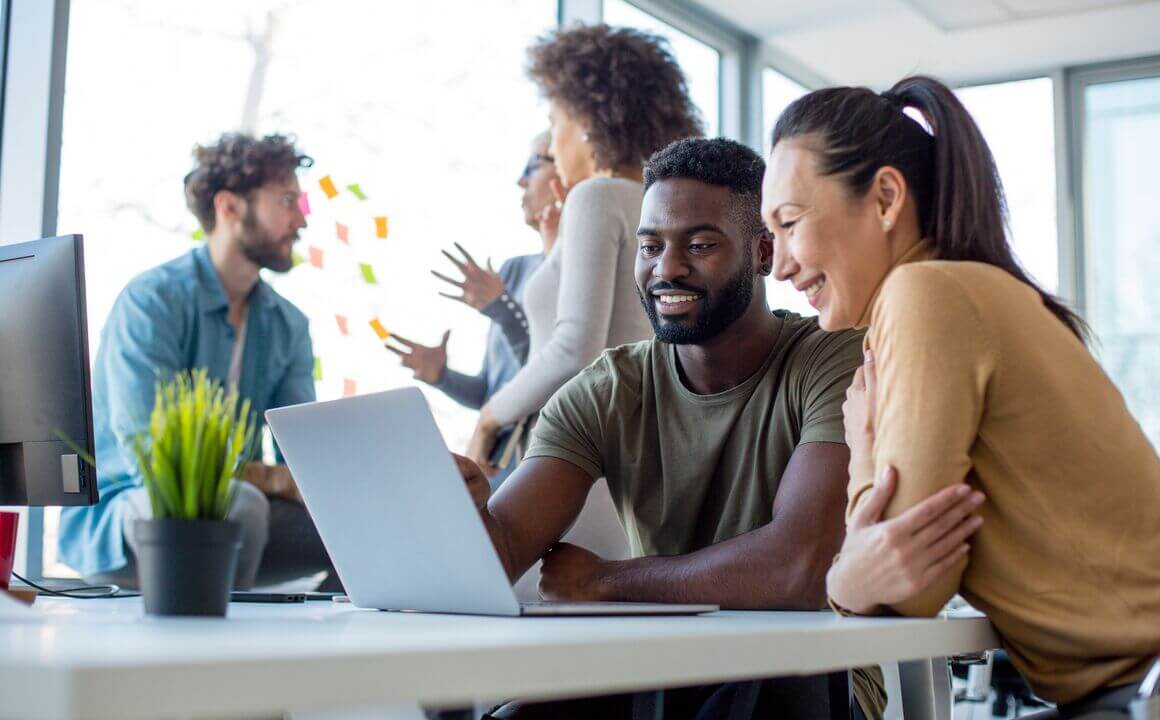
[59,133,340,592]
[458,138,886,719]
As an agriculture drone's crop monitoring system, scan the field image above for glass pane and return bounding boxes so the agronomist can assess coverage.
[956,77,1059,294]
[1082,74,1160,449]
[761,68,813,317]
[50,0,557,576]
[762,67,808,156]
[603,0,720,137]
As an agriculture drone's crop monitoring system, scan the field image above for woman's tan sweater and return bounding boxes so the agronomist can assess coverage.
[848,244,1160,704]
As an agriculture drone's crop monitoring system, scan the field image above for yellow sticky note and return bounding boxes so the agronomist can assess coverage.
[368,317,390,341]
[374,216,389,239]
[346,183,368,201]
[319,175,339,199]
[312,356,322,381]
[191,228,205,241]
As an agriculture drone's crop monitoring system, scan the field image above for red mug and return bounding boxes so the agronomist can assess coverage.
[0,511,18,590]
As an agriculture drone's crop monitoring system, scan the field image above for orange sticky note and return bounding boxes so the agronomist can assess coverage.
[343,378,357,397]
[335,314,349,335]
[319,175,339,199]
[368,317,390,341]
[374,216,388,239]
[308,246,324,269]
[335,222,349,244]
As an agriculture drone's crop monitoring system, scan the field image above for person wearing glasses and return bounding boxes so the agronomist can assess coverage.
[59,133,341,592]
[387,131,562,485]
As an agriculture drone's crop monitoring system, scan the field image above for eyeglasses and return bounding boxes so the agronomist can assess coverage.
[519,153,555,181]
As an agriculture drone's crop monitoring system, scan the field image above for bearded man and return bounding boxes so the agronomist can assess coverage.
[59,133,339,592]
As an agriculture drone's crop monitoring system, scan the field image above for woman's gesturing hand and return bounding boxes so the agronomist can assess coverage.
[431,242,506,311]
[827,466,985,615]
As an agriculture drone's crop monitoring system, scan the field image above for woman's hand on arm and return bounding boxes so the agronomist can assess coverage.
[826,466,985,615]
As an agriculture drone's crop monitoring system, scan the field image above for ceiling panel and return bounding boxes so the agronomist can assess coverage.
[903,0,1012,29]
[999,0,1150,18]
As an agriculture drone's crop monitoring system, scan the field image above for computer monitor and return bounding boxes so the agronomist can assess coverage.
[0,235,97,506]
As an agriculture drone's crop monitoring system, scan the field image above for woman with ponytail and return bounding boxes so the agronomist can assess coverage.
[763,75,1159,716]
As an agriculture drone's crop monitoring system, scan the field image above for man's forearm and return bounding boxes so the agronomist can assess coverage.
[597,528,835,610]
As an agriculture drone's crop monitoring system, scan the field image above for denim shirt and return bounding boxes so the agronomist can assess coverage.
[58,245,315,576]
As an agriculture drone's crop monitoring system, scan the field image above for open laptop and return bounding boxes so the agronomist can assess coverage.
[265,388,717,617]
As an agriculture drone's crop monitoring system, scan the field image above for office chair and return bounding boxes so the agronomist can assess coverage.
[1130,658,1160,720]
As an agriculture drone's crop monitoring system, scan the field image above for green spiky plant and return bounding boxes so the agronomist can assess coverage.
[131,369,256,520]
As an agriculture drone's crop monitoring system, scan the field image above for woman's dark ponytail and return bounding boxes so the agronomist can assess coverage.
[772,75,1088,342]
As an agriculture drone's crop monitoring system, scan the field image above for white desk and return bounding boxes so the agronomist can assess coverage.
[0,597,998,720]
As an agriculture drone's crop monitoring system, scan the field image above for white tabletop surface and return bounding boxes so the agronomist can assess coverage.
[0,597,999,720]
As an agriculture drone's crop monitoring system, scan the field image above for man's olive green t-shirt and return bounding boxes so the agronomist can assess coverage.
[523,311,881,718]
[524,311,865,558]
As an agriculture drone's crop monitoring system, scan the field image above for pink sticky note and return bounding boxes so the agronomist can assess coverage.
[335,222,349,244]
[335,315,349,335]
[308,246,324,269]
[297,192,311,216]
[343,378,357,397]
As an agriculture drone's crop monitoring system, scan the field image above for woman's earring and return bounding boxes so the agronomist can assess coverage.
[581,132,590,142]
[883,219,892,231]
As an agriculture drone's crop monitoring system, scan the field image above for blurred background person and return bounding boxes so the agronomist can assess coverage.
[388,131,560,486]
[466,24,704,599]
[58,133,340,592]
[468,24,703,474]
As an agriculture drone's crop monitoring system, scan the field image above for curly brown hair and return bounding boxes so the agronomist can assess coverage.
[183,133,313,232]
[527,24,704,171]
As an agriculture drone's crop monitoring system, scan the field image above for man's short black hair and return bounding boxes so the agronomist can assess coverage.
[643,137,766,239]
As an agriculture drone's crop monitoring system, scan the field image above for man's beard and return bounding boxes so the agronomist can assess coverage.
[239,205,294,273]
[639,255,755,345]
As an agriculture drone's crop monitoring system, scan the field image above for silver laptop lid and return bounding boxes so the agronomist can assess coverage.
[266,388,521,616]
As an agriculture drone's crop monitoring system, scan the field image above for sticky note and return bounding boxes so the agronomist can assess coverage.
[368,317,390,341]
[312,356,322,381]
[297,192,311,216]
[191,228,205,241]
[319,175,338,199]
[309,246,324,269]
[359,262,378,284]
[291,251,305,268]
[343,378,357,397]
[374,216,389,239]
[335,222,349,244]
[346,183,367,201]
[335,314,349,335]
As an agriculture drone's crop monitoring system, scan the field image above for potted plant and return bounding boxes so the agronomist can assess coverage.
[131,369,256,617]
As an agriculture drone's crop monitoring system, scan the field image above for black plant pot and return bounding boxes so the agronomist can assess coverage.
[133,519,242,617]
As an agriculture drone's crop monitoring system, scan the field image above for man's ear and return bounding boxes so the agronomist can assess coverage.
[756,229,774,276]
[212,189,245,231]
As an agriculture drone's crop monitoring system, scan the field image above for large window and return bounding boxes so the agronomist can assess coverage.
[956,77,1059,293]
[1078,72,1160,448]
[761,67,812,317]
[761,67,808,155]
[48,0,557,575]
[603,0,721,137]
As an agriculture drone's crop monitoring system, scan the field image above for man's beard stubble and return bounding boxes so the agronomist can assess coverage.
[639,253,755,346]
[240,205,295,273]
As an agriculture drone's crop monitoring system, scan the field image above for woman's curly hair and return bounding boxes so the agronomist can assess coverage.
[183,133,312,232]
[527,24,704,170]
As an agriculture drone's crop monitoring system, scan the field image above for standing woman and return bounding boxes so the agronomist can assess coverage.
[763,75,1160,717]
[468,24,703,471]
